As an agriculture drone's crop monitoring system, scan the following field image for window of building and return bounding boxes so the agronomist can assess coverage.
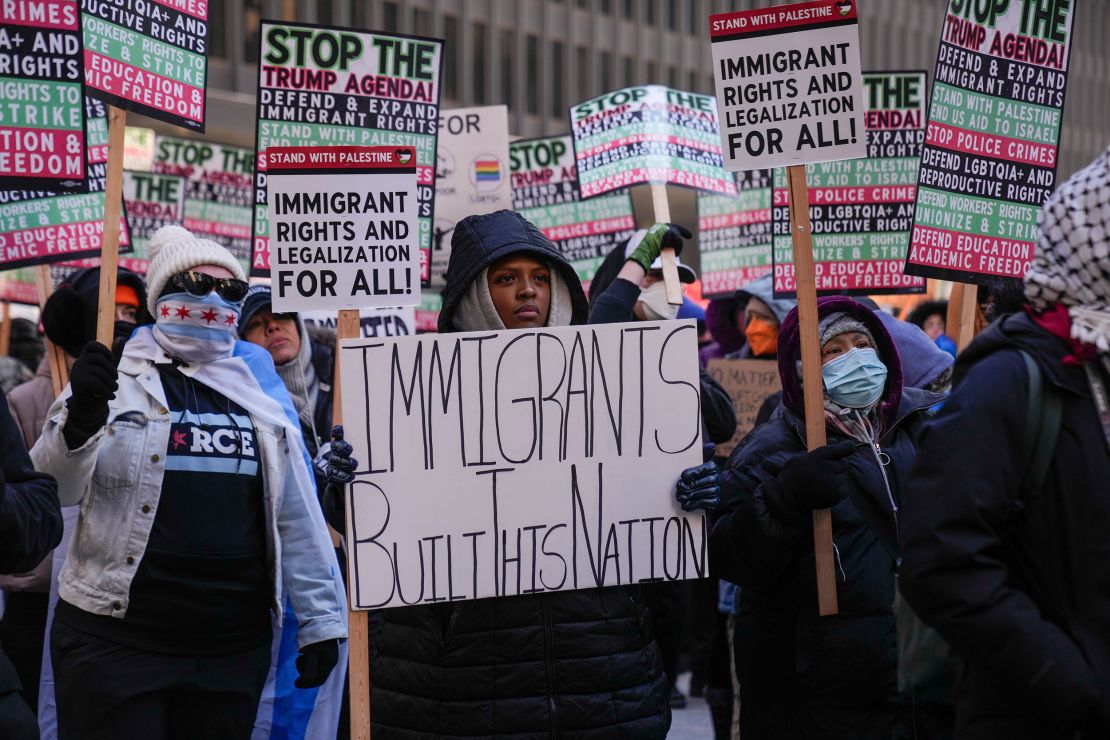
[501,31,514,109]
[667,66,678,87]
[576,46,589,100]
[623,56,634,87]
[601,0,611,12]
[414,8,432,37]
[646,62,657,84]
[208,0,225,58]
[317,0,332,26]
[474,23,487,104]
[687,0,699,35]
[623,0,634,19]
[527,35,539,114]
[601,51,612,91]
[578,0,590,7]
[646,0,656,25]
[689,70,699,93]
[444,16,459,100]
[382,2,398,32]
[667,0,677,28]
[243,0,261,62]
[551,41,564,117]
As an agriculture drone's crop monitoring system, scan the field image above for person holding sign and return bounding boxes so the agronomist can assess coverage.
[324,209,672,738]
[682,297,942,739]
[899,149,1110,740]
[30,226,347,739]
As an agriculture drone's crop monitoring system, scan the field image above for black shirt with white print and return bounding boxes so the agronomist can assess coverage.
[57,364,272,655]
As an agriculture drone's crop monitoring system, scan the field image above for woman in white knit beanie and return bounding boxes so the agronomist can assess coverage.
[31,226,347,739]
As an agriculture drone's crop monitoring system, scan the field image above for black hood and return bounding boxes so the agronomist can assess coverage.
[437,210,589,333]
[42,266,150,356]
[957,310,1086,396]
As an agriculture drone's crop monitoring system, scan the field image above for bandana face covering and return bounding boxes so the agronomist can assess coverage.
[638,280,679,321]
[745,318,779,357]
[152,291,241,364]
[821,347,888,409]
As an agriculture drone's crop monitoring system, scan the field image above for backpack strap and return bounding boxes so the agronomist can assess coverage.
[1020,350,1063,500]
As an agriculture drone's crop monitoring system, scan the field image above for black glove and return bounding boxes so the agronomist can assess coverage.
[323,425,357,485]
[64,341,118,449]
[294,638,339,688]
[761,441,856,523]
[675,461,720,512]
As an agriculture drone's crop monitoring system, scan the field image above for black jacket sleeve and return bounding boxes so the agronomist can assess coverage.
[587,277,640,325]
[899,351,1099,727]
[0,389,62,574]
[699,368,737,445]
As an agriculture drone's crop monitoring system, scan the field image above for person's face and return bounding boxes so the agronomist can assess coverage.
[922,313,945,340]
[744,297,777,327]
[242,309,301,365]
[115,303,137,322]
[486,254,551,329]
[632,271,665,320]
[821,331,875,365]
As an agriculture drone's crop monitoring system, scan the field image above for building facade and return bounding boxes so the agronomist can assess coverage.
[184,0,1106,178]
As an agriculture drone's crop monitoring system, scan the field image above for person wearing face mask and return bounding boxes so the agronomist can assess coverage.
[674,296,943,740]
[0,266,152,720]
[729,274,796,360]
[320,210,671,738]
[30,226,347,740]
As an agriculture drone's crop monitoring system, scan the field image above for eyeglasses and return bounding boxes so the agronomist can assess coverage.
[168,271,249,303]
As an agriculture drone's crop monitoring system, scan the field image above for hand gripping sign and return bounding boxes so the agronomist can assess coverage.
[265,145,420,312]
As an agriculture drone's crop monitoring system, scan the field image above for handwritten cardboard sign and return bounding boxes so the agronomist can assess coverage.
[706,358,781,457]
[339,320,706,609]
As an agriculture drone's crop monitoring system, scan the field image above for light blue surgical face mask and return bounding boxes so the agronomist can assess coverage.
[821,347,888,409]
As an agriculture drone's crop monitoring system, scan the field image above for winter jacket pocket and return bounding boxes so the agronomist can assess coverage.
[91,414,145,491]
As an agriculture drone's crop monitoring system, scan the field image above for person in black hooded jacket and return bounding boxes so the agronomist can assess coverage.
[324,210,671,738]
[0,386,63,738]
[898,148,1110,739]
[676,296,942,739]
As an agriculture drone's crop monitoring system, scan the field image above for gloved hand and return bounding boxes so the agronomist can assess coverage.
[761,441,856,523]
[294,638,339,688]
[675,461,721,512]
[626,222,692,273]
[64,341,118,449]
[323,425,357,485]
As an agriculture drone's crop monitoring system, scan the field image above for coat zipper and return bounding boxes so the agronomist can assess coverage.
[541,595,559,737]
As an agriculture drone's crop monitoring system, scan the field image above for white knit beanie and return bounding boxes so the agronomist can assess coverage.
[145,225,247,315]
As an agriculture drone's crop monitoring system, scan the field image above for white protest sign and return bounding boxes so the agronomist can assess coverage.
[431,106,512,290]
[300,306,416,339]
[266,146,420,312]
[339,320,706,609]
[710,0,867,170]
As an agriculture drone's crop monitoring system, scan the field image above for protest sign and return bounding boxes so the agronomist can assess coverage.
[773,71,928,296]
[301,306,415,339]
[706,358,782,457]
[252,21,443,284]
[118,170,185,273]
[265,145,420,312]
[81,0,209,131]
[0,99,132,271]
[0,0,87,192]
[698,170,773,298]
[570,85,737,199]
[338,319,705,609]
[0,267,41,305]
[709,0,867,171]
[414,291,441,332]
[431,106,511,290]
[511,135,637,286]
[124,125,157,170]
[155,135,254,273]
[904,0,1075,284]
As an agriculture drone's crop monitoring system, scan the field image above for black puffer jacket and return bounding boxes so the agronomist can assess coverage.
[371,210,670,738]
[899,311,1110,739]
[710,297,941,740]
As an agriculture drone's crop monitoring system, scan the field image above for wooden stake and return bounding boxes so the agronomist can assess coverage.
[334,309,370,740]
[952,283,978,354]
[95,106,127,348]
[0,302,10,356]
[35,265,68,396]
[786,164,838,617]
[649,184,683,306]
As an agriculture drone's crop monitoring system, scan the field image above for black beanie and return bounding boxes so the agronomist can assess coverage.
[42,267,150,356]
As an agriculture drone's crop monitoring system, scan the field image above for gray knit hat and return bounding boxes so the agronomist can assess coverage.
[144,225,246,315]
[819,311,876,349]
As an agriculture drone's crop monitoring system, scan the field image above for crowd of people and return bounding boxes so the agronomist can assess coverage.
[0,148,1107,739]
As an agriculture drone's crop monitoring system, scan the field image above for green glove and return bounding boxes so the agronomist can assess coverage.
[626,223,692,273]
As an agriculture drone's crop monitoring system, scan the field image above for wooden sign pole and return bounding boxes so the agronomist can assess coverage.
[334,309,371,740]
[35,265,68,396]
[948,282,979,353]
[786,164,838,617]
[94,105,127,348]
[0,302,11,356]
[649,183,683,305]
